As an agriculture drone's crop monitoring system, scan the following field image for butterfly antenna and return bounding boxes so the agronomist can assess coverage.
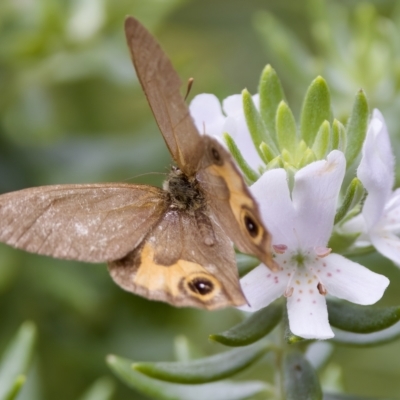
[184,77,194,101]
[122,171,167,182]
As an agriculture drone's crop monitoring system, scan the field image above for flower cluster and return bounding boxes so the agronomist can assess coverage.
[190,90,394,340]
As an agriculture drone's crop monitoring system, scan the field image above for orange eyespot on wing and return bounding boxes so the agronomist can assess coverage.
[108,209,247,310]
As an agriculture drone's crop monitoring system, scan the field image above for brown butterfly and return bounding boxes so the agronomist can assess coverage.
[0,17,273,310]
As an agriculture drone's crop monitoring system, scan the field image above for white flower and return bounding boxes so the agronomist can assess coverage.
[239,150,389,339]
[353,109,400,264]
[189,93,263,169]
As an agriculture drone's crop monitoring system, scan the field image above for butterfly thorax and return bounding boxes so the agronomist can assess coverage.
[163,167,205,212]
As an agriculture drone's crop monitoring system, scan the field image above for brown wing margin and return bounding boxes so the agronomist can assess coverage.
[0,184,166,263]
[124,16,204,176]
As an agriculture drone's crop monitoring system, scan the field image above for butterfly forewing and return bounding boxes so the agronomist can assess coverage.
[109,208,246,310]
[125,17,204,176]
[0,184,166,262]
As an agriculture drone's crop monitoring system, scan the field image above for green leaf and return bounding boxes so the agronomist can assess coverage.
[266,155,284,170]
[334,178,365,224]
[300,76,331,147]
[298,148,317,169]
[331,119,346,152]
[174,336,204,362]
[324,392,391,399]
[327,300,400,334]
[210,302,283,347]
[107,355,270,400]
[332,321,400,347]
[242,89,276,158]
[0,322,37,400]
[223,133,259,183]
[78,377,115,400]
[259,141,276,164]
[312,120,330,159]
[133,341,269,384]
[276,101,297,154]
[345,90,369,168]
[283,352,322,400]
[323,392,393,399]
[259,65,285,142]
[236,253,260,277]
[327,231,360,254]
[3,375,25,400]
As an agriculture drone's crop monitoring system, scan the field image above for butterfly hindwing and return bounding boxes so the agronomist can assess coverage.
[0,184,166,262]
[108,208,246,310]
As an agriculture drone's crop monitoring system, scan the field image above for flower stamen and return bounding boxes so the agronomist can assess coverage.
[317,282,327,295]
[273,244,288,254]
[315,247,332,257]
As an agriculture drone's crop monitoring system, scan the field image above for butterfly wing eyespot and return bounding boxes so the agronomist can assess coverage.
[243,214,259,238]
[188,276,214,295]
[209,145,224,166]
[182,273,222,302]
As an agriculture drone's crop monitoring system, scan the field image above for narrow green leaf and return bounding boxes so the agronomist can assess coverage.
[324,392,392,399]
[334,178,365,224]
[223,133,259,183]
[107,355,270,400]
[300,76,331,147]
[236,253,260,277]
[174,336,204,362]
[331,119,346,152]
[327,231,360,254]
[345,90,369,168]
[298,148,317,169]
[259,65,285,141]
[332,321,400,347]
[283,352,322,400]
[133,341,269,383]
[327,300,400,334]
[78,377,115,400]
[312,120,330,159]
[210,302,283,346]
[276,101,297,153]
[266,155,284,170]
[259,141,276,164]
[243,89,276,158]
[3,375,25,400]
[0,322,37,400]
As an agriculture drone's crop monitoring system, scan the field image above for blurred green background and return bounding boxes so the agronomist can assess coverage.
[1,0,400,398]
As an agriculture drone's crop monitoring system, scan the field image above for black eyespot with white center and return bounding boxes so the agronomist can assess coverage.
[244,214,259,238]
[188,277,214,295]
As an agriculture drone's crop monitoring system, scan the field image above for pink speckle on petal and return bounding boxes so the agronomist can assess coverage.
[297,298,301,302]
[267,274,271,278]
[327,273,332,277]
[336,269,341,273]
[313,300,316,304]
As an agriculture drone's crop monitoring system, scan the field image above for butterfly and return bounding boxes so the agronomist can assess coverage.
[0,17,273,310]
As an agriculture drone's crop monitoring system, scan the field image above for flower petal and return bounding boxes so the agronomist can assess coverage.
[238,264,287,312]
[189,94,225,137]
[320,253,389,305]
[251,169,297,248]
[370,231,400,266]
[287,271,334,339]
[292,150,346,248]
[357,109,395,229]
